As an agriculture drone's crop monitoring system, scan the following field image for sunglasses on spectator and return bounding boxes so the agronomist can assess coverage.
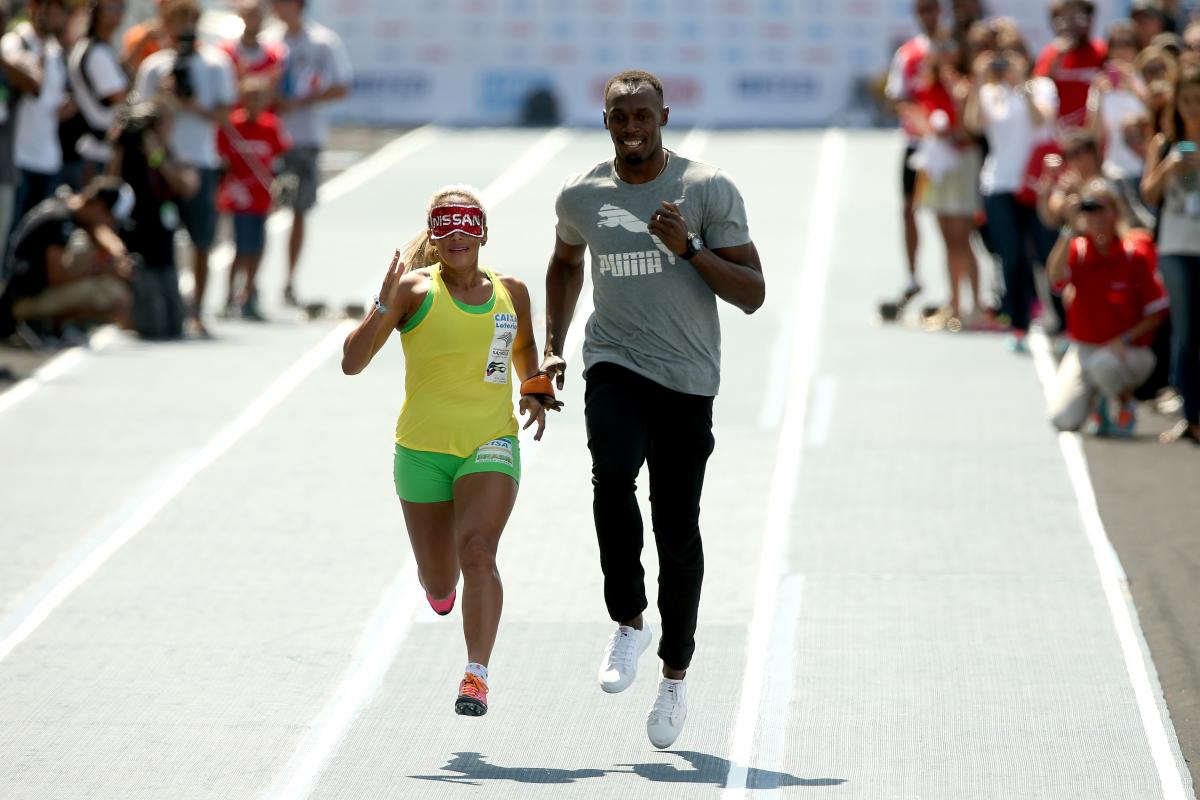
[1079,198,1109,212]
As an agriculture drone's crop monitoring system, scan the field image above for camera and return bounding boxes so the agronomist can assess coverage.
[114,101,163,152]
[172,32,196,100]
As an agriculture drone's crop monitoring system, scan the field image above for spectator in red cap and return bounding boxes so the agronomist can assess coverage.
[1045,182,1169,435]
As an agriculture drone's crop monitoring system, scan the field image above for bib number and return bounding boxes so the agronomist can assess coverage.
[484,313,517,385]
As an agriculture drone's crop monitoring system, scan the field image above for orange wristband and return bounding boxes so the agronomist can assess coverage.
[520,373,555,398]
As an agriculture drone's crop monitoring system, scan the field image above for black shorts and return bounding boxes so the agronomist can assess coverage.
[902,144,918,199]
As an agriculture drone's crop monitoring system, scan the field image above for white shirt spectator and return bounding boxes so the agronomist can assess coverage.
[263,20,351,148]
[978,77,1059,196]
[135,44,236,169]
[1,22,66,175]
[69,38,126,134]
[1089,83,1147,179]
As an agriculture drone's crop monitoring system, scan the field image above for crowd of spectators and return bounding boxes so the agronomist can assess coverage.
[0,0,350,344]
[887,0,1200,444]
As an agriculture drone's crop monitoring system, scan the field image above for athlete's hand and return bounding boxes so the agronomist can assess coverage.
[540,352,567,390]
[377,249,405,312]
[647,201,688,256]
[519,395,547,441]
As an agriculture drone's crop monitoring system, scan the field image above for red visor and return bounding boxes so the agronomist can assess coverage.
[429,205,486,239]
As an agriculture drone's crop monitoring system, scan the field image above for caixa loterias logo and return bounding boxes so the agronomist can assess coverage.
[486,361,507,377]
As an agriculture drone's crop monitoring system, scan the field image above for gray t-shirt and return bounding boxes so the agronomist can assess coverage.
[555,152,751,396]
[263,21,352,149]
[134,44,236,169]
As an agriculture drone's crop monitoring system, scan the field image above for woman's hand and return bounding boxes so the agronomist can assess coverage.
[519,395,548,441]
[378,249,405,310]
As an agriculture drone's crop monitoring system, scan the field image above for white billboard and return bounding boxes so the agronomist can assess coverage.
[311,0,1126,127]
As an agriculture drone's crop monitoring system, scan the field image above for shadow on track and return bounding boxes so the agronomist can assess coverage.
[410,750,846,789]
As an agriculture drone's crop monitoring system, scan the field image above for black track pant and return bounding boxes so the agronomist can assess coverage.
[584,361,715,671]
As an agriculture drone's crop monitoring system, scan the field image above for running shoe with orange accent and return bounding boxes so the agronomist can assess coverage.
[427,589,456,616]
[1114,403,1137,437]
[455,673,488,716]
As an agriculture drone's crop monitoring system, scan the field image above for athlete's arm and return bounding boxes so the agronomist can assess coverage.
[540,235,586,389]
[501,274,550,440]
[341,250,422,375]
[649,201,765,314]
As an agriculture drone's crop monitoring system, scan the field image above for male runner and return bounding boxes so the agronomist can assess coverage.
[542,69,765,749]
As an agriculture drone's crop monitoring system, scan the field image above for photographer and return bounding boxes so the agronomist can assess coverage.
[133,0,235,337]
[0,175,134,340]
[109,99,198,340]
[1045,182,1168,436]
[964,37,1058,349]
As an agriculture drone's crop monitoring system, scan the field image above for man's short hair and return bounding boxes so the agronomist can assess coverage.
[604,70,664,105]
[79,175,126,208]
[163,0,200,19]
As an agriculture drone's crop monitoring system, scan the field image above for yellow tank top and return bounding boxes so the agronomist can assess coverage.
[394,265,519,456]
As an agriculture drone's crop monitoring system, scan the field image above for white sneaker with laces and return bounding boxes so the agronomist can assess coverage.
[646,677,687,749]
[598,623,653,693]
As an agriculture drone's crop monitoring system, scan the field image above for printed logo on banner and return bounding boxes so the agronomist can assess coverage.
[351,72,432,100]
[736,74,820,101]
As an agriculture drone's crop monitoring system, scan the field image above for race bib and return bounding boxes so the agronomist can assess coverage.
[484,313,517,384]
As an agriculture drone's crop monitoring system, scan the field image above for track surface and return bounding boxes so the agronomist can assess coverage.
[1,128,1196,799]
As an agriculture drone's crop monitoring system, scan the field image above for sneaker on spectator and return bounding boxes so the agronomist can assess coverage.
[1085,398,1113,436]
[1154,387,1184,417]
[219,300,238,320]
[1114,402,1138,437]
[1004,333,1028,353]
[241,299,266,322]
[185,315,211,339]
[283,284,299,307]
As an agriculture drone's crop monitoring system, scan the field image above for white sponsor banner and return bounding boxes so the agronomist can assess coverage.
[311,0,1125,127]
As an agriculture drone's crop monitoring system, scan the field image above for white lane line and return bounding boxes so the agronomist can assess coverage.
[0,326,120,417]
[261,129,573,800]
[481,127,571,208]
[1029,330,1193,800]
[261,562,422,800]
[0,320,356,665]
[757,330,790,430]
[722,129,845,799]
[752,575,805,797]
[804,375,836,448]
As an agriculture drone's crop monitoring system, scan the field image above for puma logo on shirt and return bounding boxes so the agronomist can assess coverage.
[596,203,676,270]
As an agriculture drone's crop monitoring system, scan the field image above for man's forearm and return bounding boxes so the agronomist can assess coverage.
[688,248,765,313]
[544,258,584,356]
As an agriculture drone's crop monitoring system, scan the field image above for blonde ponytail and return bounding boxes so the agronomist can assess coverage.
[401,230,438,273]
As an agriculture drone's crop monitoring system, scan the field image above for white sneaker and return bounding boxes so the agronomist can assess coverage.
[646,677,687,749]
[598,623,653,693]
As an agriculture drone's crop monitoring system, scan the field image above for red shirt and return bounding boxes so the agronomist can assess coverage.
[216,110,291,215]
[1034,39,1108,128]
[219,39,286,80]
[886,35,932,140]
[1060,233,1169,345]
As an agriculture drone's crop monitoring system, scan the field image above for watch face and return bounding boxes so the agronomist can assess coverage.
[690,233,704,250]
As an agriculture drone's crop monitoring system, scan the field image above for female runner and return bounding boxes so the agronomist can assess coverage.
[342,184,561,715]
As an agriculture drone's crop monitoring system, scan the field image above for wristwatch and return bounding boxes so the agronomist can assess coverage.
[373,292,390,314]
[681,232,704,261]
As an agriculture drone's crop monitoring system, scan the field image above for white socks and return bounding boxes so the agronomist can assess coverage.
[466,662,489,683]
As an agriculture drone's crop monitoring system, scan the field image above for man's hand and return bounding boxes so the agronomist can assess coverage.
[647,200,688,256]
[540,351,567,390]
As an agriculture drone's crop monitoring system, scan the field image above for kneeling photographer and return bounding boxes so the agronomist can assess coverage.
[0,176,136,343]
[110,100,199,340]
